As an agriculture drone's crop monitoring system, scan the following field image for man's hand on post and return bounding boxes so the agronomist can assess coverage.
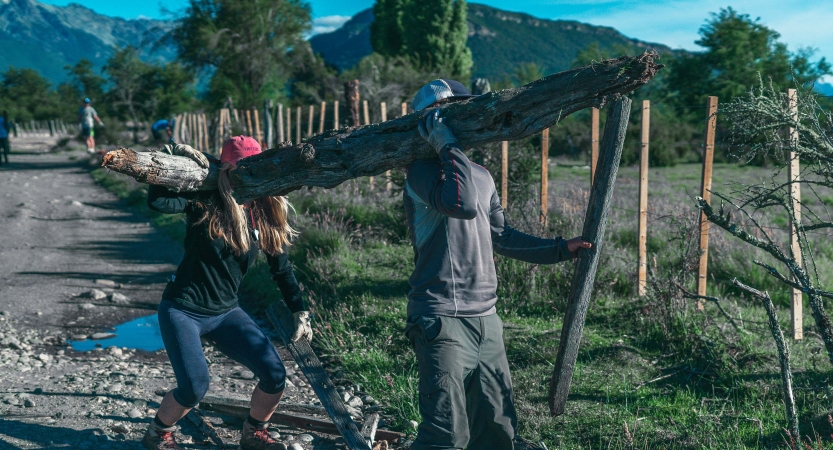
[291,311,313,343]
[418,110,458,154]
[566,237,593,259]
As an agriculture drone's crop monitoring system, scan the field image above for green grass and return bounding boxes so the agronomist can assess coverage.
[90,164,833,448]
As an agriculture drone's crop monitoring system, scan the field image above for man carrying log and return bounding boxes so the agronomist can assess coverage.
[403,80,593,450]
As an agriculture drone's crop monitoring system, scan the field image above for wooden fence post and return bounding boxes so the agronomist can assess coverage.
[264,99,273,148]
[334,101,340,130]
[296,106,301,144]
[591,107,599,185]
[541,128,549,225]
[381,102,392,191]
[501,141,509,209]
[173,114,182,143]
[307,105,314,137]
[202,113,209,152]
[254,109,262,144]
[286,106,292,143]
[245,110,253,138]
[319,101,326,135]
[277,104,284,143]
[197,114,205,150]
[787,88,803,340]
[401,102,407,117]
[363,100,374,188]
[638,100,650,296]
[344,80,360,127]
[697,96,719,305]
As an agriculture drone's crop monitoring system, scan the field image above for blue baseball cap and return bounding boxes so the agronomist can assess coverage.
[411,79,475,112]
[84,98,91,104]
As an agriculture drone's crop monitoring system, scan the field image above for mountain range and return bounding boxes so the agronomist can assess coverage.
[0,0,174,84]
[310,3,677,80]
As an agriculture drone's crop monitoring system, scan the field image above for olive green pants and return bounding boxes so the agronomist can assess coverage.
[406,314,517,450]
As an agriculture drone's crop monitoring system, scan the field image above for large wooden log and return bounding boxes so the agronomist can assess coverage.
[548,96,631,416]
[102,53,661,202]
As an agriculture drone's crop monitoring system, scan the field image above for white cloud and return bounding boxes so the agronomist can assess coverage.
[309,15,352,37]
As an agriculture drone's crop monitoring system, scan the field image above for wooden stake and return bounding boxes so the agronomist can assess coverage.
[697,96,719,305]
[319,101,326,134]
[501,141,509,209]
[202,113,209,151]
[246,110,253,138]
[549,96,632,416]
[264,99,273,149]
[363,100,370,126]
[379,102,392,191]
[277,104,284,143]
[591,107,599,185]
[638,100,650,297]
[308,105,314,137]
[541,128,549,225]
[787,88,803,340]
[296,106,302,144]
[334,101,340,130]
[173,114,182,143]
[254,109,262,144]
[401,102,407,117]
[286,106,292,143]
[344,80,360,127]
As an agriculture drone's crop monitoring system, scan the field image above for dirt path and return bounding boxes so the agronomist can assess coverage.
[0,138,360,449]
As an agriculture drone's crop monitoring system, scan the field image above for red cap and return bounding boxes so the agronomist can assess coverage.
[221,136,262,165]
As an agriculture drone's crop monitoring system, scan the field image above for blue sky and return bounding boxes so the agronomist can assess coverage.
[39,0,833,72]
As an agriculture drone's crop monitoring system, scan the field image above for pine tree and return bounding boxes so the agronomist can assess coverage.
[370,0,405,57]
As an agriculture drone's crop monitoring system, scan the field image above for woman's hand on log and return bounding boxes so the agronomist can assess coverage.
[566,237,593,258]
[291,311,313,343]
[163,143,209,168]
[418,110,459,154]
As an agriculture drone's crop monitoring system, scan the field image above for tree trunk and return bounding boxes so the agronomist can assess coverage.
[548,96,631,416]
[102,53,662,203]
[345,80,361,128]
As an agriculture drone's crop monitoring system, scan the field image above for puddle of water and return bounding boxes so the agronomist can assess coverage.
[69,314,164,352]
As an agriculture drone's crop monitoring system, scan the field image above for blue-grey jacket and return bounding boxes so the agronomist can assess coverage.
[404,144,572,319]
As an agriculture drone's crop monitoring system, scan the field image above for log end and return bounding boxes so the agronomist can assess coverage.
[101,148,138,170]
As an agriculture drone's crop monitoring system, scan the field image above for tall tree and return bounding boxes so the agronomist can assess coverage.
[668,7,831,108]
[104,46,155,141]
[63,59,107,103]
[370,0,405,57]
[170,0,311,108]
[0,67,61,121]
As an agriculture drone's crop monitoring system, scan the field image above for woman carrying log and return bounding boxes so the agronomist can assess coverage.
[142,136,312,450]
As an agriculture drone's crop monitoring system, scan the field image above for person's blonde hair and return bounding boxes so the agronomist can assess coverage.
[195,164,296,256]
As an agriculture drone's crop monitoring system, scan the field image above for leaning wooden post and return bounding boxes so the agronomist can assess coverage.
[787,88,803,340]
[363,100,374,189]
[549,97,631,416]
[264,99,274,149]
[344,80,360,127]
[590,107,599,185]
[696,96,718,306]
[296,106,302,144]
[333,101,340,130]
[638,100,650,296]
[501,141,509,209]
[277,104,284,143]
[319,101,326,135]
[381,102,392,191]
[541,128,549,225]
[307,105,314,137]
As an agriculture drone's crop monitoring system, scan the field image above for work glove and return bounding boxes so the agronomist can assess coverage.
[291,311,313,343]
[163,143,209,168]
[418,110,458,154]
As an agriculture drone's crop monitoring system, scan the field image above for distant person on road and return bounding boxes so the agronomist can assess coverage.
[0,111,9,165]
[403,79,593,450]
[78,98,104,153]
[142,136,311,450]
[152,118,174,145]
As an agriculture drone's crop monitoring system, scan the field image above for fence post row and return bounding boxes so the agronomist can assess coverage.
[697,96,719,307]
[638,100,650,296]
[787,88,803,341]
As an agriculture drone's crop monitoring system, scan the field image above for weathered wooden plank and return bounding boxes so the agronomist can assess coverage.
[102,54,661,201]
[265,302,371,450]
[548,96,632,416]
[200,394,328,417]
[361,413,380,447]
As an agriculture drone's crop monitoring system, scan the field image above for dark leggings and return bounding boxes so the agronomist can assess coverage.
[157,300,286,408]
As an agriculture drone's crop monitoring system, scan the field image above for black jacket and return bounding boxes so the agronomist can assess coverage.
[147,185,305,315]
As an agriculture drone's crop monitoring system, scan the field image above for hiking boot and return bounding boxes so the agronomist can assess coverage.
[239,420,287,450]
[141,420,181,450]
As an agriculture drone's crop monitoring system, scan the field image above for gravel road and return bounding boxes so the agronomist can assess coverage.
[0,137,386,449]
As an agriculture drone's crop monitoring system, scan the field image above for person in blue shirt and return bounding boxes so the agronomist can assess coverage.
[152,119,173,145]
[0,111,10,165]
